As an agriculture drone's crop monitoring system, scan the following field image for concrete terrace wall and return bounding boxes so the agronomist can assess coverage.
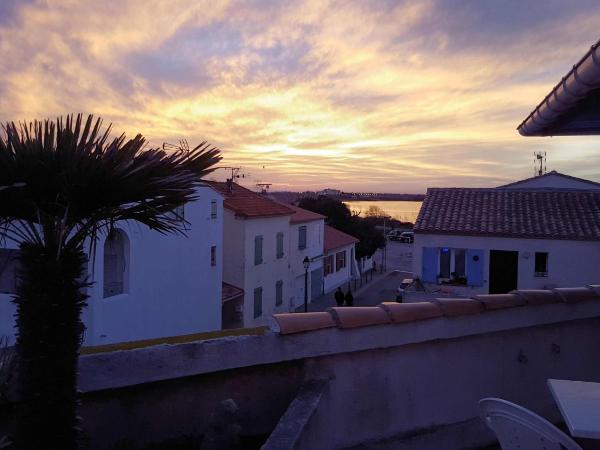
[76,295,600,449]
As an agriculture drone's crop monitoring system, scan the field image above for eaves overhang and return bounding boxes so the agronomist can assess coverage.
[518,39,600,137]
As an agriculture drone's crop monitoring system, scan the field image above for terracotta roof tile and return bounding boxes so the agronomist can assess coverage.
[222,282,244,304]
[206,181,294,218]
[415,188,600,241]
[324,225,359,252]
[271,312,336,335]
[327,306,390,329]
[511,289,561,305]
[472,294,525,310]
[379,302,442,323]
[435,298,485,316]
[552,287,599,303]
[288,204,326,224]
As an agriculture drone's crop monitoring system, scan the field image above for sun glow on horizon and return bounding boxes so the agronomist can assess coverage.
[1,0,600,192]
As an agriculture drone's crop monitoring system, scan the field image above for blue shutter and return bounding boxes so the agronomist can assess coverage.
[421,247,438,283]
[254,287,263,318]
[254,235,263,265]
[299,226,307,249]
[275,280,283,306]
[466,249,485,286]
[276,232,284,259]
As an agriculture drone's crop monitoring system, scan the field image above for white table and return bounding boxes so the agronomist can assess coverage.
[547,379,600,439]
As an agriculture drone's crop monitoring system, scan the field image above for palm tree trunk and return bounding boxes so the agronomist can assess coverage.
[13,242,88,450]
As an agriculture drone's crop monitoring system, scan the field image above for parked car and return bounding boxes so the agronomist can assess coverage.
[387,229,403,241]
[399,231,414,243]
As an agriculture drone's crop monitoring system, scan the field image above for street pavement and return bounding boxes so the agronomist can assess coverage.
[300,241,415,312]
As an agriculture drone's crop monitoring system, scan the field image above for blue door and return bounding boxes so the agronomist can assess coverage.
[422,247,438,283]
[466,249,485,286]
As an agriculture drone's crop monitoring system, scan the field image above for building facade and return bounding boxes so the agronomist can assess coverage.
[209,181,294,327]
[287,205,326,311]
[323,225,359,293]
[0,185,224,346]
[414,187,600,294]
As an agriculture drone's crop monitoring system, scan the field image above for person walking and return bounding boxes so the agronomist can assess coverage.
[345,289,354,307]
[334,287,345,307]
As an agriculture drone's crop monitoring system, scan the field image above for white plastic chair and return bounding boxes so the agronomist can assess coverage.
[479,398,583,450]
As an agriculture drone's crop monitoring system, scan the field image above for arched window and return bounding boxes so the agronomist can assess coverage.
[103,229,129,298]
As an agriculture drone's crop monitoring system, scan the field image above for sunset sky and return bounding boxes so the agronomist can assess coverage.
[1,0,600,193]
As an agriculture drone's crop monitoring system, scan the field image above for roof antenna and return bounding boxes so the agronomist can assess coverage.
[534,151,547,177]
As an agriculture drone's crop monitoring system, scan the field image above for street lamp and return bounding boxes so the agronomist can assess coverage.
[303,256,310,313]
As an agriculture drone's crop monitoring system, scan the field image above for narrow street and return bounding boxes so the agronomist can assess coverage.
[302,240,415,311]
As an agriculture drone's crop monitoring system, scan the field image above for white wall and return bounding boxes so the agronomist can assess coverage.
[502,173,600,190]
[323,244,355,293]
[289,220,324,308]
[0,186,223,346]
[240,216,291,327]
[414,233,600,294]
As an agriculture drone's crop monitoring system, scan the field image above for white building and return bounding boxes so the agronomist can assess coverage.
[287,205,326,310]
[414,187,600,294]
[323,225,359,293]
[498,170,600,190]
[0,185,224,346]
[208,181,294,327]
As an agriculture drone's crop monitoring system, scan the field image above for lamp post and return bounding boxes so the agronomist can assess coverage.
[303,256,310,313]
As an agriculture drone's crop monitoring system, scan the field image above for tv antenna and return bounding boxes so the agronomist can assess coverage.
[256,183,272,194]
[163,139,190,154]
[534,151,547,177]
[216,166,248,183]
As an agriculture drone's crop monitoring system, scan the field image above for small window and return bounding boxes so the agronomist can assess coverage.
[211,246,217,267]
[535,252,548,277]
[211,200,217,219]
[0,249,19,295]
[335,251,346,271]
[298,226,307,250]
[103,229,129,298]
[276,232,284,259]
[275,280,283,306]
[253,287,263,318]
[324,255,334,276]
[254,235,263,265]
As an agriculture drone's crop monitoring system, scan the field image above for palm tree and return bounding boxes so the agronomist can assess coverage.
[0,115,221,449]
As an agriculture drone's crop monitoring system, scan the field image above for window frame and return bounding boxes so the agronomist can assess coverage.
[335,250,346,272]
[298,225,307,250]
[0,249,19,295]
[324,254,334,276]
[275,280,283,306]
[210,245,217,267]
[253,286,263,318]
[254,235,263,266]
[211,200,217,219]
[276,232,284,259]
[534,252,548,277]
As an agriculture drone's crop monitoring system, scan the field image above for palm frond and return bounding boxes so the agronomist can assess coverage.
[0,114,222,248]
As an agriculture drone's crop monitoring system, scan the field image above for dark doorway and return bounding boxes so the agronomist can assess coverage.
[489,250,518,294]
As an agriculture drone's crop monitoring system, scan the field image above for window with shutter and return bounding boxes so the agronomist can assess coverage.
[211,246,217,266]
[211,200,217,219]
[253,287,263,318]
[0,249,19,294]
[298,226,307,250]
[254,235,263,265]
[276,232,284,259]
[275,280,283,306]
[103,229,129,298]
